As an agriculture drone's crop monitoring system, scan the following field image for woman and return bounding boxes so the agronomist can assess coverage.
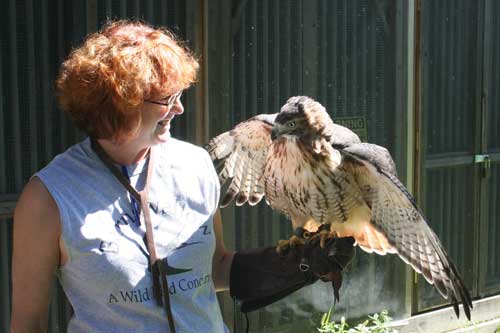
[11,20,353,333]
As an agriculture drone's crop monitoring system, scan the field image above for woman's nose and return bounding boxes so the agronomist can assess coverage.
[170,98,184,115]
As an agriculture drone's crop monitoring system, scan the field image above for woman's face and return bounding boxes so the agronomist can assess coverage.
[133,91,184,147]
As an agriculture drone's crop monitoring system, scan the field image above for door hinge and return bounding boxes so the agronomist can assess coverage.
[474,154,491,178]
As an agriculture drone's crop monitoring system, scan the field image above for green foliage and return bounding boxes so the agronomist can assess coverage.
[318,308,397,333]
[495,324,500,333]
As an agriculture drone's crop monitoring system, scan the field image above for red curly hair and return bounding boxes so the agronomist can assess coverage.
[56,20,199,141]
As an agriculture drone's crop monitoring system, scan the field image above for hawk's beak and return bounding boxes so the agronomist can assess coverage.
[271,128,278,140]
[271,124,284,140]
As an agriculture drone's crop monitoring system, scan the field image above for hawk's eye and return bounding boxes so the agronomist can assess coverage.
[287,121,296,128]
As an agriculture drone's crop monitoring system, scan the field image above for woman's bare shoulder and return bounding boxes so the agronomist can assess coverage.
[14,177,60,235]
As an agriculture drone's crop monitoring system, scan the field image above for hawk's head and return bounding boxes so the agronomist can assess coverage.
[272,96,334,140]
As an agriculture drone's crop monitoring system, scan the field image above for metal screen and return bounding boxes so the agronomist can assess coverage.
[482,0,500,296]
[418,0,480,312]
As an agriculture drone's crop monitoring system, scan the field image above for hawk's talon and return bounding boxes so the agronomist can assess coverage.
[276,234,305,257]
[276,239,291,256]
[307,226,332,249]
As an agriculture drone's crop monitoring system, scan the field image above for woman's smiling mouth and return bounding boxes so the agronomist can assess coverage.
[158,119,170,126]
[157,114,175,127]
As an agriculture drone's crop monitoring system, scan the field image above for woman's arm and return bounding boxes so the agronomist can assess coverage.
[10,177,62,333]
[211,209,234,292]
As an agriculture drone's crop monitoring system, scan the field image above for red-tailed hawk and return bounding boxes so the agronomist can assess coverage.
[206,96,472,320]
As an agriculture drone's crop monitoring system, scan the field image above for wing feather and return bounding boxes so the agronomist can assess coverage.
[341,145,472,319]
[205,114,275,207]
[226,145,247,206]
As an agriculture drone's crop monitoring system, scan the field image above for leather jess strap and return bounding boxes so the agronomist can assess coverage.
[90,139,176,333]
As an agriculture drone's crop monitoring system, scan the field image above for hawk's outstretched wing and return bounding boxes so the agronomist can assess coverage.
[341,143,472,320]
[205,114,276,207]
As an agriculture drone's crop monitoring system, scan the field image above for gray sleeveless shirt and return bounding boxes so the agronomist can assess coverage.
[36,137,227,333]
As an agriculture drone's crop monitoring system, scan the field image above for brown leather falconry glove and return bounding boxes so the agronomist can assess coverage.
[229,230,355,313]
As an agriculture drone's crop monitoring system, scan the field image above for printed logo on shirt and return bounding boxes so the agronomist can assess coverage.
[107,226,214,305]
[108,273,213,304]
[99,241,119,254]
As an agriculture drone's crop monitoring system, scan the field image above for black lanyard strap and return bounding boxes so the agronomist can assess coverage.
[90,138,176,333]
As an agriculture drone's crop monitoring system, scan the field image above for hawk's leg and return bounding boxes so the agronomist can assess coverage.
[307,223,339,248]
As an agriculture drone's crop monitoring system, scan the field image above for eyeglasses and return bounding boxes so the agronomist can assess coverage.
[145,90,182,108]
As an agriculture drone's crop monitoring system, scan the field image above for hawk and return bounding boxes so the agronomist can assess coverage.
[206,96,472,320]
